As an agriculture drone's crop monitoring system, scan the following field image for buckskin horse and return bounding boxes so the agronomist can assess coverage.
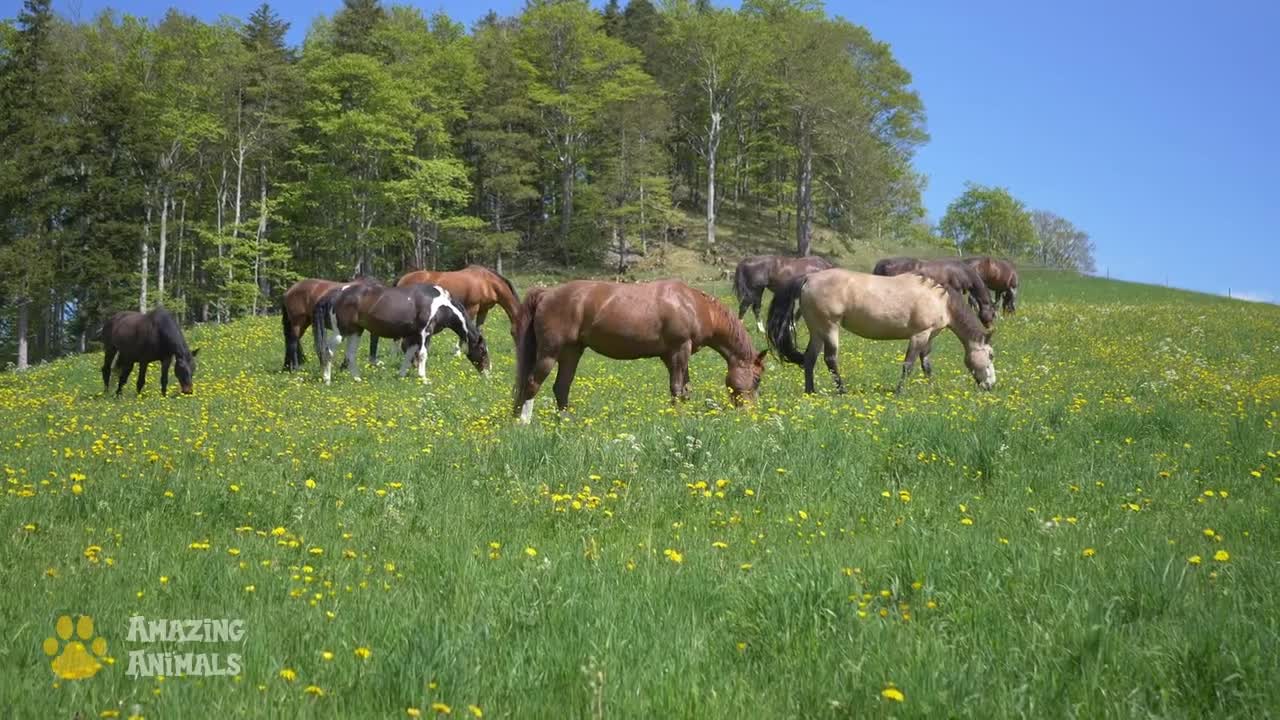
[281,275,379,371]
[101,308,199,396]
[512,280,767,423]
[872,258,997,327]
[962,256,1020,314]
[767,269,995,394]
[732,255,834,333]
[312,282,488,385]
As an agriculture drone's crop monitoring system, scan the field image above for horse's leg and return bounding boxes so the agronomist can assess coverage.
[398,340,417,378]
[552,346,583,411]
[115,362,133,397]
[345,331,363,380]
[802,333,821,394]
[921,333,939,382]
[516,352,557,424]
[895,334,926,394]
[160,357,172,397]
[295,321,309,366]
[753,292,765,334]
[369,335,380,366]
[821,331,846,395]
[102,347,117,395]
[416,332,434,383]
[135,362,148,396]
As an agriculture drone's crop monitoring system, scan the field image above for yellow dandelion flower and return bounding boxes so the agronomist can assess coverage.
[881,687,905,702]
[1187,555,1201,565]
[431,703,451,714]
[354,647,372,660]
[1082,547,1096,558]
[1214,550,1230,562]
[467,705,483,718]
[279,668,297,682]
[407,709,422,718]
[524,547,537,558]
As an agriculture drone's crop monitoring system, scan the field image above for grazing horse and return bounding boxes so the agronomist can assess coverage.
[733,255,834,333]
[312,282,489,385]
[873,258,997,327]
[101,308,199,396]
[512,280,767,423]
[396,265,521,340]
[872,256,923,276]
[963,256,1020,314]
[767,269,995,394]
[281,275,379,370]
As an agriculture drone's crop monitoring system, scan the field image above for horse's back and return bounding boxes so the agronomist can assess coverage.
[804,269,947,340]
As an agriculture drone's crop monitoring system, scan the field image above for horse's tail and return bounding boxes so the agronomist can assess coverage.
[766,275,809,365]
[513,288,546,407]
[732,261,752,306]
[312,292,337,364]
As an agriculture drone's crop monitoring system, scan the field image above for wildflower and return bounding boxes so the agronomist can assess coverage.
[881,687,905,702]
[304,685,325,697]
[354,647,372,660]
[1187,555,1201,565]
[524,547,537,558]
[663,548,684,564]
[279,668,297,682]
[431,703,451,714]
[1082,547,1096,558]
[1214,550,1230,563]
[960,518,973,526]
[72,484,83,496]
[321,651,334,662]
[467,706,483,718]
[407,710,422,718]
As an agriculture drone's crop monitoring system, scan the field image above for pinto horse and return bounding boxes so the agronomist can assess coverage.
[962,256,1020,314]
[101,308,199,396]
[767,269,995,394]
[512,280,767,423]
[733,255,834,333]
[312,282,488,385]
[281,275,379,370]
[873,258,997,327]
[396,265,520,340]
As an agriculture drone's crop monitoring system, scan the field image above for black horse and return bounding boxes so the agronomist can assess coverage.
[101,308,199,396]
[732,255,835,332]
[312,282,489,384]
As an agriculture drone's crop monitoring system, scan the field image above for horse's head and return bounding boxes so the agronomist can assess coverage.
[175,348,200,394]
[726,349,768,406]
[964,341,995,391]
[465,327,490,375]
[1003,289,1017,314]
[978,302,997,328]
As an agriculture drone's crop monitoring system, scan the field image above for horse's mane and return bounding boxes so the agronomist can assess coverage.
[702,289,755,360]
[150,306,192,356]
[469,264,519,302]
[945,288,988,343]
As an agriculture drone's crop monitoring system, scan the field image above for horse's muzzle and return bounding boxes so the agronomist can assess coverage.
[180,384,194,395]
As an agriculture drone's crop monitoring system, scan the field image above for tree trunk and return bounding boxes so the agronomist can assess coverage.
[16,303,29,370]
[705,110,721,247]
[140,196,152,311]
[559,158,574,261]
[794,119,813,257]
[158,187,170,304]
[253,165,268,316]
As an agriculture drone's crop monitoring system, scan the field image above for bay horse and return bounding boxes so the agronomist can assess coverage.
[101,308,199,396]
[396,265,521,341]
[733,255,834,333]
[281,275,379,371]
[872,257,922,276]
[512,280,767,423]
[962,257,1020,314]
[767,269,995,394]
[312,282,489,385]
[873,258,997,327]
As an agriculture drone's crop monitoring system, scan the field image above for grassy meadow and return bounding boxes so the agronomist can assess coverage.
[2,268,1279,718]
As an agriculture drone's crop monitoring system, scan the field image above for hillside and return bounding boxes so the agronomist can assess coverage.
[1,269,1278,717]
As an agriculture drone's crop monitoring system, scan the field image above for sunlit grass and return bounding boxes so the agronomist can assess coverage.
[1,269,1278,717]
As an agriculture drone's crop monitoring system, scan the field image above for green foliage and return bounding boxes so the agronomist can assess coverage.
[1032,209,1096,273]
[939,182,1038,256]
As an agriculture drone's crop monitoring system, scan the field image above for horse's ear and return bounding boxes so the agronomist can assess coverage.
[755,349,768,367]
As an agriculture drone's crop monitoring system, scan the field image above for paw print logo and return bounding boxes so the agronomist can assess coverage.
[43,614,108,680]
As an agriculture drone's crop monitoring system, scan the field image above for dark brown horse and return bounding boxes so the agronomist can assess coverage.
[872,257,923,276]
[312,282,488,384]
[281,275,379,370]
[733,255,834,332]
[962,257,1020,313]
[396,265,520,339]
[874,258,997,327]
[101,308,199,396]
[513,280,767,423]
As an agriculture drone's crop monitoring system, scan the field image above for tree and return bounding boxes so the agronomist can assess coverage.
[939,183,1037,257]
[662,3,764,247]
[1032,209,1095,272]
[333,0,385,56]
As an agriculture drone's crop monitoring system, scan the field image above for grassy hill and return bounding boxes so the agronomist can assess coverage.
[1,268,1278,718]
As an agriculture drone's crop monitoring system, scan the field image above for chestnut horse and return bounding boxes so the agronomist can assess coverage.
[396,265,520,339]
[101,307,199,396]
[312,282,488,385]
[963,257,1020,314]
[733,255,834,333]
[767,269,995,394]
[281,276,379,370]
[513,280,767,423]
[873,258,997,327]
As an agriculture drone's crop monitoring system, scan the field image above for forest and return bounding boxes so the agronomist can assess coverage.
[0,0,1093,367]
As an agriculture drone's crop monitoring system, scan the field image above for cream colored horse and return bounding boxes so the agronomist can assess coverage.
[766,268,995,394]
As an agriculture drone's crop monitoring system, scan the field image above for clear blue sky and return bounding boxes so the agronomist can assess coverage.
[13,0,1280,302]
